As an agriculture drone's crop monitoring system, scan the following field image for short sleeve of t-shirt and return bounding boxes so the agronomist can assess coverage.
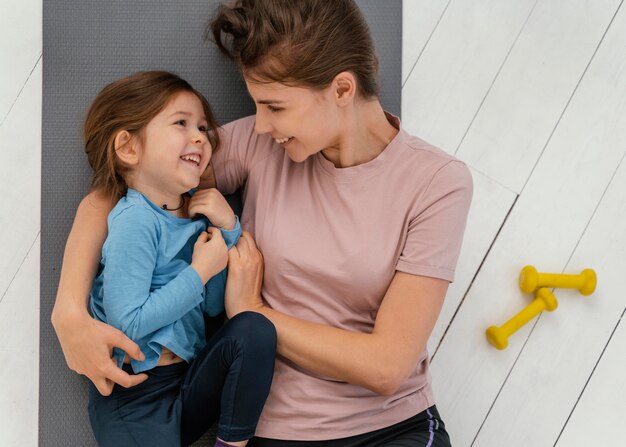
[396,160,473,282]
[212,115,280,195]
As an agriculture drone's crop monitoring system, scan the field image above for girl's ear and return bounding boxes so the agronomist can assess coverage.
[114,130,140,166]
[332,71,357,106]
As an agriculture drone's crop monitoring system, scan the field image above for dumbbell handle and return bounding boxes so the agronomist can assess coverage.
[486,288,558,350]
[519,266,597,295]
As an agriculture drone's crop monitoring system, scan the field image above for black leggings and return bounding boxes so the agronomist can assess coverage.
[249,405,451,447]
[88,312,276,446]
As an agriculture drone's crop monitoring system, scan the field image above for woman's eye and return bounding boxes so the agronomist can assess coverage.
[175,119,187,126]
[268,105,283,113]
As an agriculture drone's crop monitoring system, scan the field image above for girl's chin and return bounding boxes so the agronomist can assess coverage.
[179,177,201,191]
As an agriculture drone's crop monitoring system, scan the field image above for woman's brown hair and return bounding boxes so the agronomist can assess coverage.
[210,0,380,98]
[84,71,220,201]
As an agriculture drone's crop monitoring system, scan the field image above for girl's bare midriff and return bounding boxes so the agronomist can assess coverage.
[124,347,184,366]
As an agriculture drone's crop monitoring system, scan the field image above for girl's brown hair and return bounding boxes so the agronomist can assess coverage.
[210,0,380,98]
[84,71,220,201]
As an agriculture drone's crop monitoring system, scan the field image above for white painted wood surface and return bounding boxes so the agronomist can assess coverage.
[402,0,537,153]
[556,309,626,446]
[3,1,626,445]
[419,1,626,445]
[402,0,450,85]
[0,0,41,443]
[456,0,620,193]
[474,141,626,445]
[0,236,39,447]
[0,60,42,296]
[0,0,41,125]
[471,4,626,444]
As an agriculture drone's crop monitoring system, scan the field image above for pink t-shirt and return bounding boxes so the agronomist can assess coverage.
[213,114,473,440]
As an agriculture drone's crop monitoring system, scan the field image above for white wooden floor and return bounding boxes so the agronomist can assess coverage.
[2,0,625,445]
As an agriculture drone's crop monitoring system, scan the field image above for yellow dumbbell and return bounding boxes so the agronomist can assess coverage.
[486,288,558,350]
[519,265,597,295]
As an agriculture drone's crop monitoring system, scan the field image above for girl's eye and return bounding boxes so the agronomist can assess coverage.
[198,125,208,132]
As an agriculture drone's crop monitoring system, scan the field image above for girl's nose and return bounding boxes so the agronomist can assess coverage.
[193,130,208,144]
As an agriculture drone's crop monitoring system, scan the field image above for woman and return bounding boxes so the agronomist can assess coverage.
[52,1,472,445]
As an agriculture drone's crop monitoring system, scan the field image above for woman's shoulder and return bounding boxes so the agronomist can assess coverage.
[402,132,459,163]
[221,114,257,135]
[219,115,261,149]
[395,130,472,186]
[216,115,282,166]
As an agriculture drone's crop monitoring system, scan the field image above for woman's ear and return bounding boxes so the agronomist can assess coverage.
[333,72,357,105]
[114,130,140,166]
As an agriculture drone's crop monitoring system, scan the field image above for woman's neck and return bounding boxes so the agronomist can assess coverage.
[321,99,398,169]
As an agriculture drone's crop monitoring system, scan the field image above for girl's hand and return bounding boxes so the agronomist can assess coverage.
[191,227,229,283]
[225,231,265,317]
[188,188,236,230]
[52,307,148,396]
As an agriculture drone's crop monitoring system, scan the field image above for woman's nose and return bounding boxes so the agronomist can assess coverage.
[254,109,273,135]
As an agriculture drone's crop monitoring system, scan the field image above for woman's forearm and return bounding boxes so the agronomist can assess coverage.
[258,307,401,393]
[257,276,443,399]
[226,236,447,395]
[51,190,149,396]
[52,189,114,324]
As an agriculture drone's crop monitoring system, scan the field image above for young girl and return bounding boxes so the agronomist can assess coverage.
[82,71,276,447]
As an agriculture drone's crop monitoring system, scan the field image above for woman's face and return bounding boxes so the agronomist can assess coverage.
[245,78,341,162]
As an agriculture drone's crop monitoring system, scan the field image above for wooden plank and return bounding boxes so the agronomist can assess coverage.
[402,0,450,85]
[430,4,626,444]
[0,0,41,124]
[556,309,626,446]
[474,138,626,445]
[456,0,620,193]
[429,168,517,354]
[0,60,41,297]
[401,0,536,153]
[0,236,39,447]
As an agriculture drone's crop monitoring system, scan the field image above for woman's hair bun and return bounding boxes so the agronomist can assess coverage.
[209,0,380,98]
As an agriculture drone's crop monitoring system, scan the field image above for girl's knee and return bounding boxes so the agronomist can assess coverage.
[228,311,277,348]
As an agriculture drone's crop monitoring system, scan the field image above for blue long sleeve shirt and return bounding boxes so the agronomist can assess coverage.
[89,188,241,373]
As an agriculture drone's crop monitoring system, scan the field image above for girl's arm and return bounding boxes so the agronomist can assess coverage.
[226,232,448,396]
[51,190,148,396]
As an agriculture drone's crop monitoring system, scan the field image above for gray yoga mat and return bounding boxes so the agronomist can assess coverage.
[41,1,401,445]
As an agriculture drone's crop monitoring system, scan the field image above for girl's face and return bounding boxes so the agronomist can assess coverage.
[245,78,342,162]
[134,91,212,196]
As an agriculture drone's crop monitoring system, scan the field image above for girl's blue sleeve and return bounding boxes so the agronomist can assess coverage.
[102,206,204,340]
[203,216,242,316]
[219,215,242,249]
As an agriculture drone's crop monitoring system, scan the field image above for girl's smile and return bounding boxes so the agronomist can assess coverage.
[130,91,212,207]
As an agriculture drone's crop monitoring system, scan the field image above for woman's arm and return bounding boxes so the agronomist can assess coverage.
[226,232,448,396]
[51,189,148,396]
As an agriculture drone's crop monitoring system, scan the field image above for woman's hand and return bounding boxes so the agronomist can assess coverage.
[224,231,265,317]
[52,307,148,396]
[188,188,236,230]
